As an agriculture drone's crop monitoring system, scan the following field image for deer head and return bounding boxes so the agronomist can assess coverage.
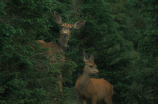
[54,11,86,46]
[83,50,99,76]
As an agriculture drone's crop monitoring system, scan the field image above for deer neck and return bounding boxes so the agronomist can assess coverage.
[78,68,91,90]
[58,38,69,47]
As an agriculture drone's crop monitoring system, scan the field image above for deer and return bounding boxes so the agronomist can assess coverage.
[37,11,86,92]
[75,51,113,104]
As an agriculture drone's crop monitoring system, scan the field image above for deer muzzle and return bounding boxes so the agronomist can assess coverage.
[63,33,68,38]
[93,70,99,75]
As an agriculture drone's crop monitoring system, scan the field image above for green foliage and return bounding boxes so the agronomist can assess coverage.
[0,72,27,104]
[110,0,146,49]
[0,0,77,104]
[127,66,158,104]
[127,31,158,104]
[126,0,158,104]
[1,0,158,104]
[134,0,158,28]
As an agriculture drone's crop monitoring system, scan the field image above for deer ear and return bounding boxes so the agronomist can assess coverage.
[73,20,86,29]
[83,50,89,62]
[90,53,95,62]
[54,11,63,24]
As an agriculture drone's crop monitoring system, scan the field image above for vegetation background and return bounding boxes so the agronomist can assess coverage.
[0,0,158,104]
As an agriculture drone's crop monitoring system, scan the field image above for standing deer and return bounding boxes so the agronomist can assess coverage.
[75,51,113,104]
[37,11,86,92]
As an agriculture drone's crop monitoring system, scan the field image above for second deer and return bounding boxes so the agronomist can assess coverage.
[75,51,113,104]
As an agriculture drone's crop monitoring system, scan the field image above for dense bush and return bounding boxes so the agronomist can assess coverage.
[0,0,157,104]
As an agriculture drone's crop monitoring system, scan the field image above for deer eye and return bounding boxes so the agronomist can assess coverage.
[61,26,63,28]
[70,28,72,30]
[89,65,93,68]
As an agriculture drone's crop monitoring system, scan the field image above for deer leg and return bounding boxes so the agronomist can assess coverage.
[58,54,65,92]
[61,54,65,62]
[58,74,63,92]
[58,74,65,103]
[92,96,97,104]
[82,99,87,104]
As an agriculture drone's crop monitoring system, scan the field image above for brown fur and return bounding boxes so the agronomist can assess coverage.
[37,11,86,92]
[75,51,113,104]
